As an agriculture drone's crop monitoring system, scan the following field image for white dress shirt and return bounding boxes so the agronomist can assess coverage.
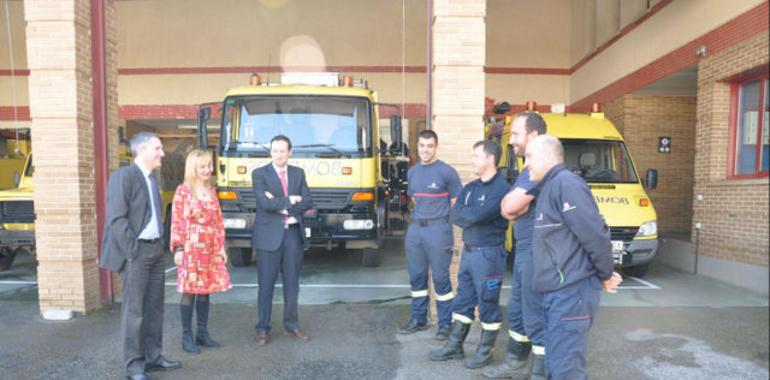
[136,161,161,239]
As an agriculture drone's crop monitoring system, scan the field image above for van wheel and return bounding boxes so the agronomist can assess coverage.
[361,248,381,267]
[623,263,649,278]
[228,247,252,267]
[0,248,17,271]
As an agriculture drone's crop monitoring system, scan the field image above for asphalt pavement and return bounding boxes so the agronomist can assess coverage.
[0,236,767,379]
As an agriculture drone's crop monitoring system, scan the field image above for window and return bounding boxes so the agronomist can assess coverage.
[729,75,769,178]
[561,139,639,183]
[221,95,372,158]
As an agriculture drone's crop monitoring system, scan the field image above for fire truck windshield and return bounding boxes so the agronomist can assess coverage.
[221,95,372,158]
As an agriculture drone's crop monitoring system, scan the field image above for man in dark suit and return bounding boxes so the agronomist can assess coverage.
[252,134,313,345]
[99,132,181,380]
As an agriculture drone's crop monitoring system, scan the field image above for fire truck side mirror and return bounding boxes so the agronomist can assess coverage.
[503,144,519,185]
[198,107,211,149]
[390,115,402,148]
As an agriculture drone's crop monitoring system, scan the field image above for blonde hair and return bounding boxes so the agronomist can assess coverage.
[183,149,214,200]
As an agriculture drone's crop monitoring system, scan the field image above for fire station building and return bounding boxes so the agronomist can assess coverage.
[0,0,767,315]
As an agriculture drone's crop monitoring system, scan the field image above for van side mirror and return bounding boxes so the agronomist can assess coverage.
[645,169,658,189]
[390,115,402,147]
[12,171,20,188]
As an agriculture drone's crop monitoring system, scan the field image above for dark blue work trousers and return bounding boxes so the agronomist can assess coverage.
[542,274,602,380]
[405,221,454,327]
[451,245,506,327]
[507,242,545,347]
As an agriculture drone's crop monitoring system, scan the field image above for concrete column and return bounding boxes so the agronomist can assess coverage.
[24,0,116,314]
[430,0,486,315]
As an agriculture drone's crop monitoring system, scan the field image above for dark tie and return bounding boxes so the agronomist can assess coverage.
[149,173,163,237]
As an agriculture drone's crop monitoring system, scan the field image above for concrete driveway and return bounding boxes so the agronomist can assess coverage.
[0,236,767,379]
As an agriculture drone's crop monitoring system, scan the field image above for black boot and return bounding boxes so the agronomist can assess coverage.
[482,337,531,378]
[429,321,470,361]
[465,329,499,369]
[195,299,220,348]
[529,353,546,380]
[435,324,451,340]
[180,304,200,354]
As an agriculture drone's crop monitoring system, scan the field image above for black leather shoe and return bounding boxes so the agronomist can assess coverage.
[398,318,428,334]
[145,357,181,372]
[126,374,150,380]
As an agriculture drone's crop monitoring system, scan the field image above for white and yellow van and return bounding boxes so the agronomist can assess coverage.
[491,104,659,278]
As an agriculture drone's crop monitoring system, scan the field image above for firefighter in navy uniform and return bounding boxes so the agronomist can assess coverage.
[399,130,463,340]
[525,135,623,380]
[484,112,548,379]
[429,140,509,369]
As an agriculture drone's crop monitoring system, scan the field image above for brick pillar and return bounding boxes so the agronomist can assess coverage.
[24,0,114,314]
[105,2,120,174]
[104,1,122,300]
[429,0,486,318]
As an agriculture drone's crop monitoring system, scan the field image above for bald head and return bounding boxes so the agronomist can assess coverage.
[525,135,563,183]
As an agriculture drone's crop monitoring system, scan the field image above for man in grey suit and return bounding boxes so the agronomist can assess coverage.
[252,135,313,346]
[99,132,181,380]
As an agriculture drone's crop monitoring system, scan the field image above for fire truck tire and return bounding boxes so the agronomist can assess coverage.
[360,248,381,267]
[228,247,252,267]
[0,247,17,271]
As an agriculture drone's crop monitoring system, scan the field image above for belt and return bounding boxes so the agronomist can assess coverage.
[138,238,161,244]
[284,223,300,229]
[464,243,504,251]
[414,216,450,227]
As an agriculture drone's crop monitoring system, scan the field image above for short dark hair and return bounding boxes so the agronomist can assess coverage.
[270,134,292,150]
[418,129,438,144]
[517,111,547,135]
[474,139,501,164]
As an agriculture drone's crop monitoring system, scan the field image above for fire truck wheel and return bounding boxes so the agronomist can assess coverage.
[360,248,381,267]
[0,247,17,271]
[228,247,253,267]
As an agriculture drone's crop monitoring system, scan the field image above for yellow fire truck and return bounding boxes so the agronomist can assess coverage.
[197,73,405,267]
[0,133,29,190]
[0,152,33,270]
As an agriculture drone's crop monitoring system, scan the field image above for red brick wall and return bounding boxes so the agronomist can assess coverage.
[693,31,769,267]
[606,95,697,234]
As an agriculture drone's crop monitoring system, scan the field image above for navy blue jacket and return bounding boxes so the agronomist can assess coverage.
[451,172,509,247]
[251,164,314,252]
[532,164,613,292]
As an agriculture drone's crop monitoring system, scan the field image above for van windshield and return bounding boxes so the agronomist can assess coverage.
[561,139,638,183]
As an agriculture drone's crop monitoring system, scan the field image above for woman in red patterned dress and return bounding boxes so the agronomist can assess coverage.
[170,149,231,354]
